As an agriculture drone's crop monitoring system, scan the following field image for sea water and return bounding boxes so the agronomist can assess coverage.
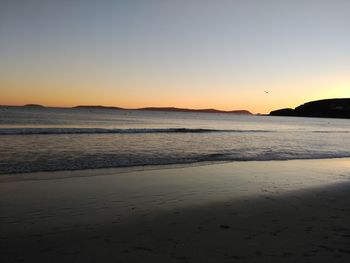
[1,106,350,174]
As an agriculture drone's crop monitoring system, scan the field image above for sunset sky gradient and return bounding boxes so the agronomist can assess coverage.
[1,0,349,113]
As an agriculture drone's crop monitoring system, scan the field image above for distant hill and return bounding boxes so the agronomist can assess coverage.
[137,107,252,115]
[74,105,123,110]
[74,105,252,115]
[270,98,350,119]
[3,104,252,115]
[24,104,45,107]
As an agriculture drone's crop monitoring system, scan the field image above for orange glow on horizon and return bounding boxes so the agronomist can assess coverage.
[1,72,349,114]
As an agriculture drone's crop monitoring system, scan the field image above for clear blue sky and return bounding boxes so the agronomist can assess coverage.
[1,0,349,113]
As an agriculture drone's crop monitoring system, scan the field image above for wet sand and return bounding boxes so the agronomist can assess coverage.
[1,159,350,262]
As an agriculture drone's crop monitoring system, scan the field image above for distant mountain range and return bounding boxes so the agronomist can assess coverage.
[270,98,350,119]
[73,105,124,110]
[74,105,252,115]
[0,104,252,115]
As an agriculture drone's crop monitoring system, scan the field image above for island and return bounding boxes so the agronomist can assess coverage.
[24,104,45,107]
[74,105,123,110]
[1,104,252,115]
[74,105,252,115]
[270,98,350,119]
[136,107,251,115]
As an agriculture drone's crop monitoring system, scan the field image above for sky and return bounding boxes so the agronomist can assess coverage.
[0,0,349,113]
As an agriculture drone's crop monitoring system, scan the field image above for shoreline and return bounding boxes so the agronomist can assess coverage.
[2,157,350,183]
[1,158,350,262]
[0,160,231,183]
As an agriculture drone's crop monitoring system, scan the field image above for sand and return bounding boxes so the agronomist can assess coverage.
[1,158,350,262]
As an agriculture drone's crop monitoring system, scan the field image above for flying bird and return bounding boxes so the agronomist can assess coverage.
[264,91,269,94]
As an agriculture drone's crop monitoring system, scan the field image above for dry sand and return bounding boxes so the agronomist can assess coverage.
[1,158,350,262]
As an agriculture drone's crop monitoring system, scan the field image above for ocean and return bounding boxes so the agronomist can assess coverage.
[1,106,350,175]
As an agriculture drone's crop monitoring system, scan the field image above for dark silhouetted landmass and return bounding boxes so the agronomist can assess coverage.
[74,105,252,115]
[2,104,252,115]
[74,105,123,110]
[137,107,252,115]
[24,104,45,107]
[270,108,295,116]
[270,98,350,118]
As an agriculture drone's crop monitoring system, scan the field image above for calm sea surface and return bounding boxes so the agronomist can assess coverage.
[1,106,350,175]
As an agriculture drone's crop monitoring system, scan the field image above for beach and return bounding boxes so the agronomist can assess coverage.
[2,1,350,262]
[1,158,350,262]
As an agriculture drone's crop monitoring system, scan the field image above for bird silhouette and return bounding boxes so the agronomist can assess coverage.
[264,91,269,94]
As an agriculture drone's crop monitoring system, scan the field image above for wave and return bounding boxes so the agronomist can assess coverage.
[197,151,350,162]
[1,149,350,175]
[2,128,349,136]
[0,127,273,135]
[312,130,350,134]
